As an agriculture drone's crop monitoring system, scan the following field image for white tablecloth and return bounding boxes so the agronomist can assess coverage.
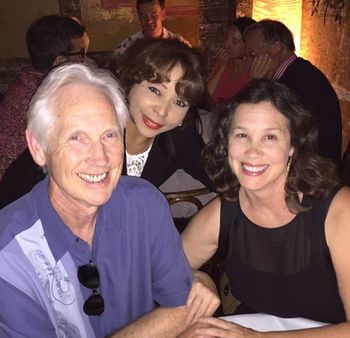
[221,313,329,332]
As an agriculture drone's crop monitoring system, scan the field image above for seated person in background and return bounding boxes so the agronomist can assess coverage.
[0,14,85,178]
[0,63,219,338]
[244,19,342,162]
[113,0,190,58]
[207,17,256,105]
[0,38,213,209]
[181,80,350,337]
[70,16,97,66]
[70,16,90,52]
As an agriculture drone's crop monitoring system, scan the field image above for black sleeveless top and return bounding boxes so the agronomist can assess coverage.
[219,189,345,324]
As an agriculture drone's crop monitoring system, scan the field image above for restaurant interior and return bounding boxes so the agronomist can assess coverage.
[0,0,349,157]
[0,0,350,330]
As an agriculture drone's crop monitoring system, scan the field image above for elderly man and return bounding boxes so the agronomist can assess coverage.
[245,19,342,163]
[114,0,190,57]
[0,64,218,337]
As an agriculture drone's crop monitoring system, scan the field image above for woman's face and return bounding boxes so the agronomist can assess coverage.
[224,26,245,58]
[228,101,294,195]
[128,64,189,138]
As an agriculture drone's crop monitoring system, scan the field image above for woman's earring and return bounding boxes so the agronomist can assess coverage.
[178,122,182,127]
[287,156,292,174]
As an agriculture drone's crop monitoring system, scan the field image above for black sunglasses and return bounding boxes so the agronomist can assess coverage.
[77,261,105,316]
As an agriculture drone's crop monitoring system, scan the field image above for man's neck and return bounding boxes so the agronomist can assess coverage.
[143,27,164,39]
[272,50,297,80]
[49,183,98,246]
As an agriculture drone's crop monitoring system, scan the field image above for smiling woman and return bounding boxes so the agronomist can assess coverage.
[108,38,214,190]
[181,79,350,337]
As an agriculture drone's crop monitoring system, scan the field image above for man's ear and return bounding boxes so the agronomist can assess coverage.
[272,41,284,54]
[161,8,166,20]
[26,129,47,167]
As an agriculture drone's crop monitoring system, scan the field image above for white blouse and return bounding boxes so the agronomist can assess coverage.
[125,144,152,177]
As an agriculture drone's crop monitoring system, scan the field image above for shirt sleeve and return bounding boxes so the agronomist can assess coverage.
[0,277,57,338]
[147,189,193,307]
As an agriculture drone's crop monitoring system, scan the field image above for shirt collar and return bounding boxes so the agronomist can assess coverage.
[272,53,297,80]
[142,27,167,39]
[33,177,78,260]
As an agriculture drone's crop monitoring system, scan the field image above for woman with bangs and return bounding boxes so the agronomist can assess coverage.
[111,38,213,189]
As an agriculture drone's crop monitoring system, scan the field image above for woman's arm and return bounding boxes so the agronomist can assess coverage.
[192,187,350,338]
[325,186,350,321]
[181,197,221,269]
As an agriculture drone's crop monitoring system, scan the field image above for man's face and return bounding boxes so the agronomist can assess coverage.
[244,29,280,76]
[44,83,124,212]
[137,0,165,39]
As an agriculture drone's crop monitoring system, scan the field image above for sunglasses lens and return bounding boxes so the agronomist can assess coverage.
[78,264,100,289]
[83,293,105,316]
[78,262,104,315]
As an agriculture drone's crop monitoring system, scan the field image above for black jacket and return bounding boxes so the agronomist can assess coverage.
[124,124,213,188]
[280,57,342,162]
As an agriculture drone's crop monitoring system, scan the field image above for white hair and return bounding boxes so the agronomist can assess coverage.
[27,62,129,149]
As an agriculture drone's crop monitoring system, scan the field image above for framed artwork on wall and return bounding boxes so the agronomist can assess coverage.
[59,0,81,17]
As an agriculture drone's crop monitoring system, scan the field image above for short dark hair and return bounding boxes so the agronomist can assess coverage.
[137,0,165,10]
[26,15,85,72]
[110,38,206,125]
[229,17,256,37]
[245,19,295,52]
[204,79,339,212]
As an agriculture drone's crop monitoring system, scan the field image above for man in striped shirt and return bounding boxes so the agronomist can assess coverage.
[244,19,342,163]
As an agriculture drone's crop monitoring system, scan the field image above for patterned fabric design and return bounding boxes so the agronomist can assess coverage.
[126,145,152,177]
[272,54,297,80]
[0,219,95,337]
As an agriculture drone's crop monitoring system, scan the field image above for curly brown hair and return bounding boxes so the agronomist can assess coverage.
[108,38,207,127]
[204,79,339,213]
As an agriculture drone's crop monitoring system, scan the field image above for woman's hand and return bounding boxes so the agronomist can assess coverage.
[214,46,230,66]
[194,317,262,338]
[185,270,221,325]
[177,321,212,338]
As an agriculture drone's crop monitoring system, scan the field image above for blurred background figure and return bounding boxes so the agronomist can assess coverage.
[114,0,190,58]
[244,19,342,163]
[0,14,85,179]
[207,17,256,106]
[70,16,90,52]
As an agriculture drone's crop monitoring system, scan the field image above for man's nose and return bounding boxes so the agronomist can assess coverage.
[88,141,109,165]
